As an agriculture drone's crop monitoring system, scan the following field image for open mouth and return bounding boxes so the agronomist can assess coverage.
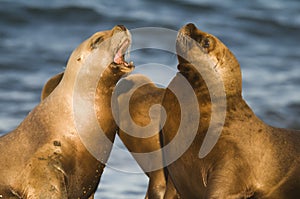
[112,39,134,72]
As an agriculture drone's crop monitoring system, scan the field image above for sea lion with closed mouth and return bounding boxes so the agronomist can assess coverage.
[162,23,300,198]
[0,25,134,198]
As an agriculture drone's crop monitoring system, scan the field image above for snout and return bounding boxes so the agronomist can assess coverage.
[176,23,199,59]
[177,23,198,48]
[179,23,206,41]
[112,25,128,34]
[176,23,204,68]
[111,24,131,44]
[179,23,197,36]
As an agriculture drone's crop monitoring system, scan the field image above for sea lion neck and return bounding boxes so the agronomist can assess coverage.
[178,62,243,109]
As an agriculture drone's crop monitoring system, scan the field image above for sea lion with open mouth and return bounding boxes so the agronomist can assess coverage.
[162,23,300,198]
[0,25,134,199]
[41,61,180,199]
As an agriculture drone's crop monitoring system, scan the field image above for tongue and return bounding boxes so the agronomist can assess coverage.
[114,40,130,64]
[114,52,123,64]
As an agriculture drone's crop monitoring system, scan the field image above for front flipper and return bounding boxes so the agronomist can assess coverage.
[204,157,256,199]
[41,72,64,100]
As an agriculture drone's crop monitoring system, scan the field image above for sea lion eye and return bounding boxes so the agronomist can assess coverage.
[94,36,104,44]
[91,36,104,49]
[203,38,210,48]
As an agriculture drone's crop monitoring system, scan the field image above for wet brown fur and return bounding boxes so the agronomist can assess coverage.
[0,25,133,198]
[162,23,300,199]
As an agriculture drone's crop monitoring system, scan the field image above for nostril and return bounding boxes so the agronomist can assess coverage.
[117,25,127,31]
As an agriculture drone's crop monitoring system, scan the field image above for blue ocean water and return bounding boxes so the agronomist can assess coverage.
[0,0,299,198]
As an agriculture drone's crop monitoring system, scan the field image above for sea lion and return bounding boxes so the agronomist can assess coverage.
[162,23,300,198]
[41,73,180,199]
[115,74,181,199]
[0,25,134,198]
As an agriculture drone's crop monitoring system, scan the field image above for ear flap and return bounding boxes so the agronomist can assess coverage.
[41,72,64,101]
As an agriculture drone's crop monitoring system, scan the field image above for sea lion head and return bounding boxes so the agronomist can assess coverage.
[42,25,135,99]
[59,25,134,91]
[70,24,134,73]
[176,23,242,98]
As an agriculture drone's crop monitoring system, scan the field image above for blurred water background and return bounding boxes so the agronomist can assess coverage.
[0,0,299,198]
